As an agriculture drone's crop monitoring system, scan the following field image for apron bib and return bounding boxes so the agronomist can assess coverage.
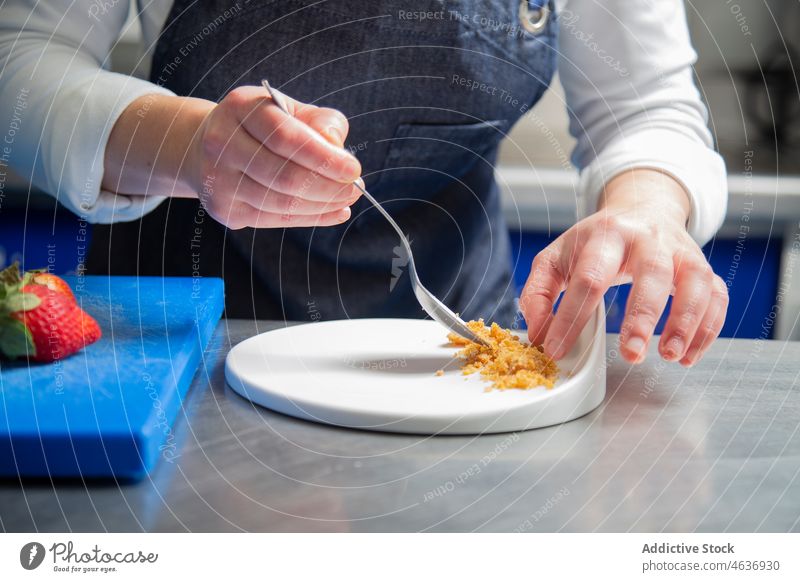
[88,0,557,325]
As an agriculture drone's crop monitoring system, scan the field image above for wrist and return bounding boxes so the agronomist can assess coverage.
[176,97,217,195]
[103,94,216,198]
[598,168,691,227]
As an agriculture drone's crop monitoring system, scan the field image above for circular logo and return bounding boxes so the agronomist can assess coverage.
[19,542,46,570]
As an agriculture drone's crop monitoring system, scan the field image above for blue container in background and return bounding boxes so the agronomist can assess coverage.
[0,209,90,275]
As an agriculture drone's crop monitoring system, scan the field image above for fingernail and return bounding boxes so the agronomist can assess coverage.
[337,207,351,222]
[625,336,646,360]
[544,339,561,360]
[664,336,684,361]
[682,347,700,367]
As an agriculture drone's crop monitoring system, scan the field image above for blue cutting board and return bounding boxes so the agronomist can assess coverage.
[0,275,224,480]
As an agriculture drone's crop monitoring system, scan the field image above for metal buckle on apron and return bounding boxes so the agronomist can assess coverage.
[519,0,550,35]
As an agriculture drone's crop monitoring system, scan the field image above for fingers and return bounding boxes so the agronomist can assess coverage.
[543,231,626,360]
[248,206,351,229]
[220,128,361,204]
[618,242,674,363]
[623,247,726,366]
[266,87,350,147]
[679,275,728,367]
[224,170,358,216]
[223,86,360,182]
[520,243,565,346]
[658,255,714,362]
[200,163,354,229]
[207,197,351,230]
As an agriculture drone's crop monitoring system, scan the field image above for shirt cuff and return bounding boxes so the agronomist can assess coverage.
[79,189,169,224]
[46,72,176,224]
[577,128,728,246]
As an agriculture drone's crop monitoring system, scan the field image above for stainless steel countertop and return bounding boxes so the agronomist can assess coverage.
[2,320,799,532]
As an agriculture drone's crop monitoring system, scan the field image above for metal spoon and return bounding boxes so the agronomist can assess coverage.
[261,79,488,346]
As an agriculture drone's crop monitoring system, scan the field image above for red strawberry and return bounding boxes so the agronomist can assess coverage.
[0,263,101,362]
[80,310,102,346]
[31,272,75,301]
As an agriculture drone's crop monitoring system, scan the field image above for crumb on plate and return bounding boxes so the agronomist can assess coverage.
[448,319,559,391]
[435,369,444,376]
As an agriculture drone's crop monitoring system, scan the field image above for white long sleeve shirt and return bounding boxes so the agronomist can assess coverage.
[0,0,727,244]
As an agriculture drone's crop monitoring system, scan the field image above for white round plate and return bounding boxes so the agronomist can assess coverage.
[225,307,606,434]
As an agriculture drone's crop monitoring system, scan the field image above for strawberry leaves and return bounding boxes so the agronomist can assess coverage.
[0,262,43,359]
[0,262,42,316]
[3,293,42,313]
[0,317,35,359]
[0,262,22,287]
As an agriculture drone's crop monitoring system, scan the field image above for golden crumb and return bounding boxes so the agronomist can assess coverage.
[448,319,559,391]
[435,369,444,377]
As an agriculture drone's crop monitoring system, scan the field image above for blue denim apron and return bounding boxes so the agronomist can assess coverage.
[88,0,557,325]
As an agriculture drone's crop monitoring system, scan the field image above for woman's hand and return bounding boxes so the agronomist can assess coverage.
[520,169,729,366]
[104,86,362,229]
